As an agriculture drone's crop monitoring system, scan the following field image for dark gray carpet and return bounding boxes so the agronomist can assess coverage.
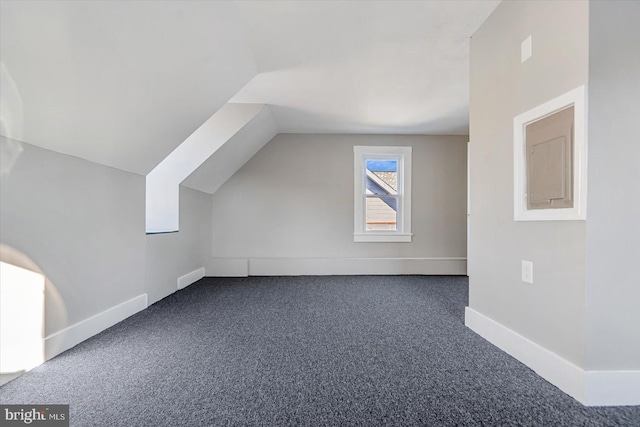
[1,276,638,426]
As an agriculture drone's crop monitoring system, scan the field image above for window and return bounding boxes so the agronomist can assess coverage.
[513,85,587,221]
[354,146,412,242]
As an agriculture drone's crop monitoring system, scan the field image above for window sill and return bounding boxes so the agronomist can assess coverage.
[354,233,412,243]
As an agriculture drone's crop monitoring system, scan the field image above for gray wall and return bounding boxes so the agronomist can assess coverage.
[0,137,146,336]
[210,133,467,260]
[468,0,589,367]
[145,185,212,305]
[585,1,640,370]
[0,137,212,336]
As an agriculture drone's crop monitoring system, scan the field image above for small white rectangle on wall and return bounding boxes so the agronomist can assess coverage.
[521,35,532,63]
[521,260,533,284]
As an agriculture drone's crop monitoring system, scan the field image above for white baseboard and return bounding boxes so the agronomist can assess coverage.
[206,258,249,277]
[585,370,640,406]
[177,267,206,289]
[464,307,586,402]
[465,307,640,406]
[206,257,466,276]
[44,294,147,361]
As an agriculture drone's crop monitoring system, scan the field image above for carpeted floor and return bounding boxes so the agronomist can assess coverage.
[1,276,638,426]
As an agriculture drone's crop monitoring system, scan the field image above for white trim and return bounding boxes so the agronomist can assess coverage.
[585,371,640,406]
[465,307,640,406]
[353,233,412,243]
[465,307,586,402]
[513,85,588,221]
[205,258,249,277]
[177,267,205,290]
[44,294,147,361]
[250,257,464,276]
[466,141,470,276]
[204,257,466,276]
[354,146,412,242]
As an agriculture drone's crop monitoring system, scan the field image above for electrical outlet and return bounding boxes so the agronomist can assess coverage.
[521,260,533,284]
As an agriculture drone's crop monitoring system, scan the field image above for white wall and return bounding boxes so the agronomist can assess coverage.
[468,0,640,405]
[468,0,589,367]
[0,137,211,358]
[145,185,212,305]
[585,0,640,371]
[208,133,468,275]
[145,103,263,233]
[0,137,146,336]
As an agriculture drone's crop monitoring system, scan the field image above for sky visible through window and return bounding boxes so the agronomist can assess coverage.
[366,160,397,172]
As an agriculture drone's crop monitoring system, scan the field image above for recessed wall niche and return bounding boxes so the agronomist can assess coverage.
[513,86,587,221]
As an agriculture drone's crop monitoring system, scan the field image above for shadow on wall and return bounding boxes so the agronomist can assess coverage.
[1,62,25,179]
[0,62,24,143]
[0,244,67,386]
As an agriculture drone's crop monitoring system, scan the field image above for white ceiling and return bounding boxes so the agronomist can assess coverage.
[0,1,257,175]
[0,0,499,175]
[233,0,500,134]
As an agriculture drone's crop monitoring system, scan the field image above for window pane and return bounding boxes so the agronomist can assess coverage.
[366,197,397,231]
[366,160,397,195]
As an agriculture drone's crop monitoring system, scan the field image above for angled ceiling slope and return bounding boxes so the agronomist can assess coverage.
[146,103,269,233]
[182,106,277,195]
[1,0,500,202]
[0,0,257,175]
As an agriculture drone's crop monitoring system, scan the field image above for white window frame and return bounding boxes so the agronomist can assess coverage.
[354,146,412,242]
[513,85,588,221]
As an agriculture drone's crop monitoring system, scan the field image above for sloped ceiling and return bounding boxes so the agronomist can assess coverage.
[0,0,499,177]
[181,106,277,195]
[0,1,257,175]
